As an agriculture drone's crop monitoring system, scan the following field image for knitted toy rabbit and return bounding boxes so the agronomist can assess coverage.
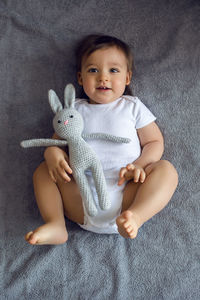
[21,84,130,217]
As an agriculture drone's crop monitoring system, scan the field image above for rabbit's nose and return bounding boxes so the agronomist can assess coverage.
[64,120,69,125]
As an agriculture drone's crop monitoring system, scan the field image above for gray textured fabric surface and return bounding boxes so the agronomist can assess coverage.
[1,1,199,299]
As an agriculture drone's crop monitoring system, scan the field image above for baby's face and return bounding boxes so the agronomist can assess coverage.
[77,46,132,104]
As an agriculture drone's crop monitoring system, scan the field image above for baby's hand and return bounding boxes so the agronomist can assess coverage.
[44,146,73,183]
[118,163,146,186]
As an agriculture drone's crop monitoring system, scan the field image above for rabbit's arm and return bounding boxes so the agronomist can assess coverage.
[21,139,68,148]
[82,133,131,144]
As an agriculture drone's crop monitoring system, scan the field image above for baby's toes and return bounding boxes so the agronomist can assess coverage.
[129,230,137,239]
[126,225,133,233]
[25,231,33,241]
[123,221,130,229]
[117,217,124,225]
[125,226,135,238]
[25,231,38,245]
[128,226,138,239]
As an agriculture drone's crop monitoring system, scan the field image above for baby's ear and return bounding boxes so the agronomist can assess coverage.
[48,90,63,114]
[64,84,75,108]
[126,71,132,85]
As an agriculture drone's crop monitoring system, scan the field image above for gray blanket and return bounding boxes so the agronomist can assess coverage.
[1,1,200,299]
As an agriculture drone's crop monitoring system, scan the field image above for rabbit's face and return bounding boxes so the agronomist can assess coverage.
[53,108,84,139]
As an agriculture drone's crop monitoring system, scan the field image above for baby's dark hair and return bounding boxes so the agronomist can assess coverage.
[75,34,134,96]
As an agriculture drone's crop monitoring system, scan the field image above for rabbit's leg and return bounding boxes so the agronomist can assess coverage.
[91,162,111,211]
[73,171,98,217]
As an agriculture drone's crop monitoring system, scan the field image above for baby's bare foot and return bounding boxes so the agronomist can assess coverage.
[116,210,141,239]
[25,222,68,245]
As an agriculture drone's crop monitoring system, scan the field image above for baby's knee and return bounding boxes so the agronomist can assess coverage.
[33,161,48,183]
[157,160,178,184]
[161,160,178,174]
[146,160,178,184]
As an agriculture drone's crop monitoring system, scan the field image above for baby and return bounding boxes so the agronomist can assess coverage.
[25,34,178,245]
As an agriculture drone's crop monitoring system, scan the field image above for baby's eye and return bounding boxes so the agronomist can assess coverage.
[88,68,98,73]
[58,120,61,123]
[110,68,119,73]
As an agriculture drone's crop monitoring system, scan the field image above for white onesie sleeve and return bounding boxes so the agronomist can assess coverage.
[134,97,156,129]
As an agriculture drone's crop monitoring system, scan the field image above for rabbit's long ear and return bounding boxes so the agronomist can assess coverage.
[64,84,75,108]
[48,90,63,114]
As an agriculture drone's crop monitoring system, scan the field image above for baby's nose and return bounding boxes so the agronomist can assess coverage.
[64,120,69,125]
[98,71,108,81]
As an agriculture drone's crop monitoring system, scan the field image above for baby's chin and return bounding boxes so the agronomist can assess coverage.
[88,96,119,105]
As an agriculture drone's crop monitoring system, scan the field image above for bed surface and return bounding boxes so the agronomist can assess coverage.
[1,1,200,299]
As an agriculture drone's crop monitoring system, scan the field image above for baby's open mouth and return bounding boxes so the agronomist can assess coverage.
[96,86,111,90]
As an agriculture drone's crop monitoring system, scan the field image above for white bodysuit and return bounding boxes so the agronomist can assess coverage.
[74,95,156,234]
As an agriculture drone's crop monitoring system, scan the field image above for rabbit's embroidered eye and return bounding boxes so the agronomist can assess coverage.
[58,120,61,123]
[69,115,73,118]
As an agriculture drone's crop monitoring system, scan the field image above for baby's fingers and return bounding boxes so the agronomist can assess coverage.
[131,168,145,183]
[118,167,127,185]
[133,168,141,183]
[126,163,136,171]
[60,160,73,175]
[133,169,146,183]
[49,170,57,183]
[57,165,72,182]
[49,169,64,183]
[140,170,146,183]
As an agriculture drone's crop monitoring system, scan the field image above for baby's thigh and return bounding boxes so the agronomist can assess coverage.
[121,181,141,212]
[57,177,84,225]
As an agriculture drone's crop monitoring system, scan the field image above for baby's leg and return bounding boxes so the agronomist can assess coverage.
[25,161,68,245]
[25,162,84,245]
[116,160,178,239]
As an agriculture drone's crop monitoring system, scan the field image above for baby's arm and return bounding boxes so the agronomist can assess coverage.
[134,122,164,168]
[44,133,72,183]
[118,122,164,185]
